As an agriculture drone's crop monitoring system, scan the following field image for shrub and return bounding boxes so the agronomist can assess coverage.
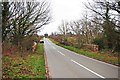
[21,35,39,51]
[2,42,19,55]
[92,37,104,50]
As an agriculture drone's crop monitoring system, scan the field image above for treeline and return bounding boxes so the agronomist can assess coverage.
[2,1,51,53]
[50,0,120,53]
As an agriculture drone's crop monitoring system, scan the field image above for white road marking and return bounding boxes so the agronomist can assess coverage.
[47,40,49,43]
[47,41,51,45]
[71,59,105,79]
[73,52,118,68]
[58,51,65,56]
[52,46,56,50]
[45,39,117,78]
[57,44,118,68]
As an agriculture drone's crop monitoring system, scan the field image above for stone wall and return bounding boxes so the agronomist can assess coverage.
[82,44,99,52]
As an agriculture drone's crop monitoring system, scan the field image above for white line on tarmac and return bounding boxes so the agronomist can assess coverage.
[57,51,65,56]
[71,59,105,79]
[73,52,118,68]
[52,46,56,50]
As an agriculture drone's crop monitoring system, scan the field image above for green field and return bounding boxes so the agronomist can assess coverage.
[2,43,46,78]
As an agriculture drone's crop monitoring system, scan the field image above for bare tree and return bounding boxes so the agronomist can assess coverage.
[58,21,70,42]
[70,20,82,35]
[85,0,120,51]
[108,0,120,14]
[2,2,10,41]
[2,1,51,45]
[69,20,83,48]
[0,3,2,43]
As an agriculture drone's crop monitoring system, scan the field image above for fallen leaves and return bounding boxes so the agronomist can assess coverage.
[2,54,45,78]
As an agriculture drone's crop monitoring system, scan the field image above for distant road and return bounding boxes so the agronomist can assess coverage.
[44,38,119,79]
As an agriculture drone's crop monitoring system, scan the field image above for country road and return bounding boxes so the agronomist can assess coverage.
[44,38,119,79]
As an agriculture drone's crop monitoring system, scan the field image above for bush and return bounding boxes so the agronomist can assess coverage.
[2,42,19,55]
[92,37,104,50]
[21,35,39,51]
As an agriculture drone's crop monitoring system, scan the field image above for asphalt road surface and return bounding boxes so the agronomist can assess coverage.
[44,38,119,79]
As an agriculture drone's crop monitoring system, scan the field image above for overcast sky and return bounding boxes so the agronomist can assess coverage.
[38,0,89,35]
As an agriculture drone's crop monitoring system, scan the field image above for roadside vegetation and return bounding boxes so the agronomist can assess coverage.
[2,1,51,79]
[49,38,119,66]
[48,0,120,66]
[2,43,45,78]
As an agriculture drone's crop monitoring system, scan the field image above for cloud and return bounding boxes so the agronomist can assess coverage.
[38,0,88,35]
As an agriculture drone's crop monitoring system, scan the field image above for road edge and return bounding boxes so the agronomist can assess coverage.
[44,45,52,80]
[49,38,119,68]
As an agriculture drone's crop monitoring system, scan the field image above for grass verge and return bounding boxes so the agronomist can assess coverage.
[2,43,45,78]
[49,38,119,66]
